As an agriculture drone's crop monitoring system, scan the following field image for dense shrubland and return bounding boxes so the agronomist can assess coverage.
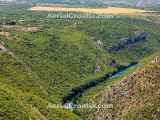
[85,54,160,120]
[3,16,160,103]
[0,7,160,120]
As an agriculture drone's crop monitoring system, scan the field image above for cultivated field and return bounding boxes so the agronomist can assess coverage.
[30,6,151,15]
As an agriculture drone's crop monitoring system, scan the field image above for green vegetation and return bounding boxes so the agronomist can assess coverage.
[77,52,160,120]
[0,5,160,120]
[2,16,160,103]
[0,81,82,120]
[94,54,160,120]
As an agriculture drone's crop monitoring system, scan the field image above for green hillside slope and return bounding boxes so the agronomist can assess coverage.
[1,16,160,103]
[85,54,160,120]
[0,80,82,120]
[0,7,160,119]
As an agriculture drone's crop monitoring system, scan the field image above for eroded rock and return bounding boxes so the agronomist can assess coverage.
[108,32,148,53]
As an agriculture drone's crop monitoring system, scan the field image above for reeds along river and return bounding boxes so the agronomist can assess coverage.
[62,62,137,105]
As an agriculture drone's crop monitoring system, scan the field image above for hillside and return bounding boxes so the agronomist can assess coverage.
[32,0,160,8]
[1,0,160,8]
[84,54,160,120]
[32,0,137,7]
[1,14,160,102]
[0,5,160,120]
[0,0,29,4]
[0,80,82,120]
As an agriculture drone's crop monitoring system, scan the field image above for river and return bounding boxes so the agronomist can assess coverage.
[62,62,137,109]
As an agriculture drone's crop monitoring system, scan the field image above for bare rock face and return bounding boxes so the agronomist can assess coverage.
[91,57,160,120]
[0,20,16,26]
[151,56,160,64]
[108,32,148,53]
[0,43,7,52]
[95,65,101,72]
[108,59,118,67]
[96,40,103,49]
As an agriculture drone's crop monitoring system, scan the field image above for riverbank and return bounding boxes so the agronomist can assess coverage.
[62,62,137,105]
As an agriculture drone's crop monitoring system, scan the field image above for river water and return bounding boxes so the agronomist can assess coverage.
[63,63,137,109]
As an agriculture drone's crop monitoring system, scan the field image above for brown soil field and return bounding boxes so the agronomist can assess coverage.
[2,26,39,32]
[30,6,151,15]
[20,27,39,32]
[0,32,10,37]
